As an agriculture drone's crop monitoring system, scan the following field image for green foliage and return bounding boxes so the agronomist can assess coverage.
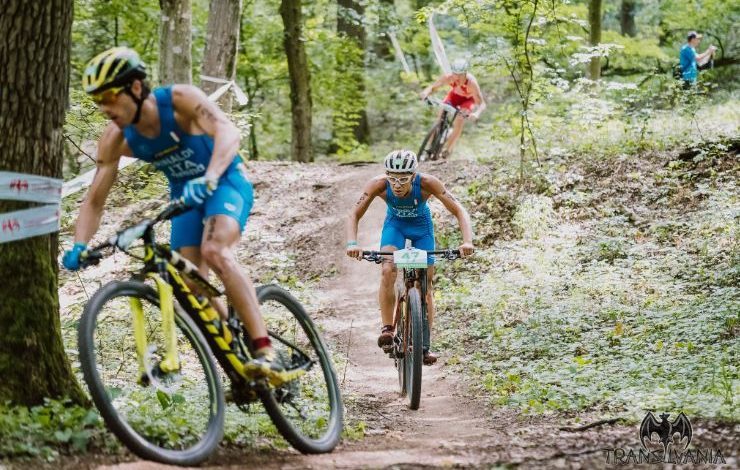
[434,143,739,420]
[0,399,111,460]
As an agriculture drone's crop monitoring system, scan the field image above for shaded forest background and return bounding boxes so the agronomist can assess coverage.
[64,0,739,173]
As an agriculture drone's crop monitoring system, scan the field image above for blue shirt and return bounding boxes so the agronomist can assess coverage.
[123,86,243,197]
[680,44,698,82]
[385,173,432,224]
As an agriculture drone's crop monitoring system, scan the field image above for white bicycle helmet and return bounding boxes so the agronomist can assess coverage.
[384,150,418,173]
[450,58,469,74]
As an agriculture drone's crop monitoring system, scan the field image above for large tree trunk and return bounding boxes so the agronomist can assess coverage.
[336,0,369,146]
[0,0,86,406]
[159,0,193,84]
[200,0,242,112]
[619,0,637,37]
[588,0,603,80]
[280,0,313,163]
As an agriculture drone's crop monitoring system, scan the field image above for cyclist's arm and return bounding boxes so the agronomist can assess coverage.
[346,177,385,243]
[421,74,452,99]
[469,76,487,118]
[72,123,127,243]
[423,175,473,244]
[172,84,241,183]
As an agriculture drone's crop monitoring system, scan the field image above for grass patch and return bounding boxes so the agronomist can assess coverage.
[434,139,739,421]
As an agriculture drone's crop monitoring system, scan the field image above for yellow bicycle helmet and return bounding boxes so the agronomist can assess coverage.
[82,47,147,94]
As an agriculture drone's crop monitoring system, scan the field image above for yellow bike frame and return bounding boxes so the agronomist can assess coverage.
[128,246,248,379]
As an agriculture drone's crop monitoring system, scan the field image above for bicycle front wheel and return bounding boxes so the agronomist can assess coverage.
[405,287,424,410]
[256,284,343,454]
[418,123,443,162]
[78,281,224,466]
[395,284,407,396]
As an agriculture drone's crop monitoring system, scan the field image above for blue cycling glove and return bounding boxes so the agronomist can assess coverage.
[181,176,216,208]
[62,242,88,271]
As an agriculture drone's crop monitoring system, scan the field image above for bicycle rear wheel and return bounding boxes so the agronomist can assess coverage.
[256,284,343,454]
[405,287,424,410]
[78,281,224,466]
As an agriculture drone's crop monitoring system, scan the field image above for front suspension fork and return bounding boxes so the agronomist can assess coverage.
[129,273,181,378]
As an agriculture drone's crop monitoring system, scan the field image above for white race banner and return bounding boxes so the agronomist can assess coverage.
[0,204,60,244]
[429,14,451,74]
[201,75,249,107]
[388,32,412,76]
[0,171,62,203]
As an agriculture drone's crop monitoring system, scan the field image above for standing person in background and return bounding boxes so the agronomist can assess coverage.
[679,31,717,87]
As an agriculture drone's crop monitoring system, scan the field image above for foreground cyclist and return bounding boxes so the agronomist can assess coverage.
[345,150,474,364]
[419,59,486,159]
[62,47,287,384]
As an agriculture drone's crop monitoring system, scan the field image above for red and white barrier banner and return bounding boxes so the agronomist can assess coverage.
[0,171,62,203]
[0,171,62,244]
[0,204,60,244]
[429,14,451,74]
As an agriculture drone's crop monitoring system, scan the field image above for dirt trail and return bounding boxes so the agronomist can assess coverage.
[52,162,736,470]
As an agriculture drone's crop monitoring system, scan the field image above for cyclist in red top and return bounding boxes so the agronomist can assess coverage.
[419,59,486,159]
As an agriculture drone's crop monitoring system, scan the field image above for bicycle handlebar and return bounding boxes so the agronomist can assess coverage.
[78,199,191,269]
[361,249,462,264]
[423,96,465,117]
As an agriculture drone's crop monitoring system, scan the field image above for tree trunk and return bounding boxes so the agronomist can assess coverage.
[588,0,602,80]
[0,0,86,406]
[280,0,313,163]
[619,0,637,37]
[373,0,395,60]
[159,0,193,84]
[200,0,242,112]
[336,0,369,146]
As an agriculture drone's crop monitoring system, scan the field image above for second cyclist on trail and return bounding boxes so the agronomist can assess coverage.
[345,150,475,365]
[419,59,487,159]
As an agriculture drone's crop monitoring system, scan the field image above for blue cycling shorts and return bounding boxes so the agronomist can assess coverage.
[380,216,436,265]
[170,168,254,249]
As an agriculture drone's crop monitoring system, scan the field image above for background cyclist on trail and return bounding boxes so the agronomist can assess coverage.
[419,58,487,159]
[345,150,474,365]
[62,47,290,384]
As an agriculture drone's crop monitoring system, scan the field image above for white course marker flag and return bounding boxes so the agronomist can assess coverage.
[388,32,412,76]
[61,80,248,198]
[0,171,62,244]
[201,75,249,107]
[429,13,451,74]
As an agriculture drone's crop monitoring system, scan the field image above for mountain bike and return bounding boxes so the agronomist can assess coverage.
[418,96,465,162]
[362,247,460,410]
[75,200,343,466]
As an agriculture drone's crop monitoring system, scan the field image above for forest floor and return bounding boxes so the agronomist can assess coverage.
[5,142,738,469]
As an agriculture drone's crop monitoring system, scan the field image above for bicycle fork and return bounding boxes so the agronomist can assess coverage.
[130,273,181,379]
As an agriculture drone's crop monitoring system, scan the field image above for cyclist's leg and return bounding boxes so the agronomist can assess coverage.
[379,220,404,346]
[199,173,267,343]
[443,97,474,155]
[176,246,228,320]
[170,207,230,318]
[443,114,465,155]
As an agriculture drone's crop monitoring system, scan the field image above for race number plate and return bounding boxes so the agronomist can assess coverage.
[394,248,428,268]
